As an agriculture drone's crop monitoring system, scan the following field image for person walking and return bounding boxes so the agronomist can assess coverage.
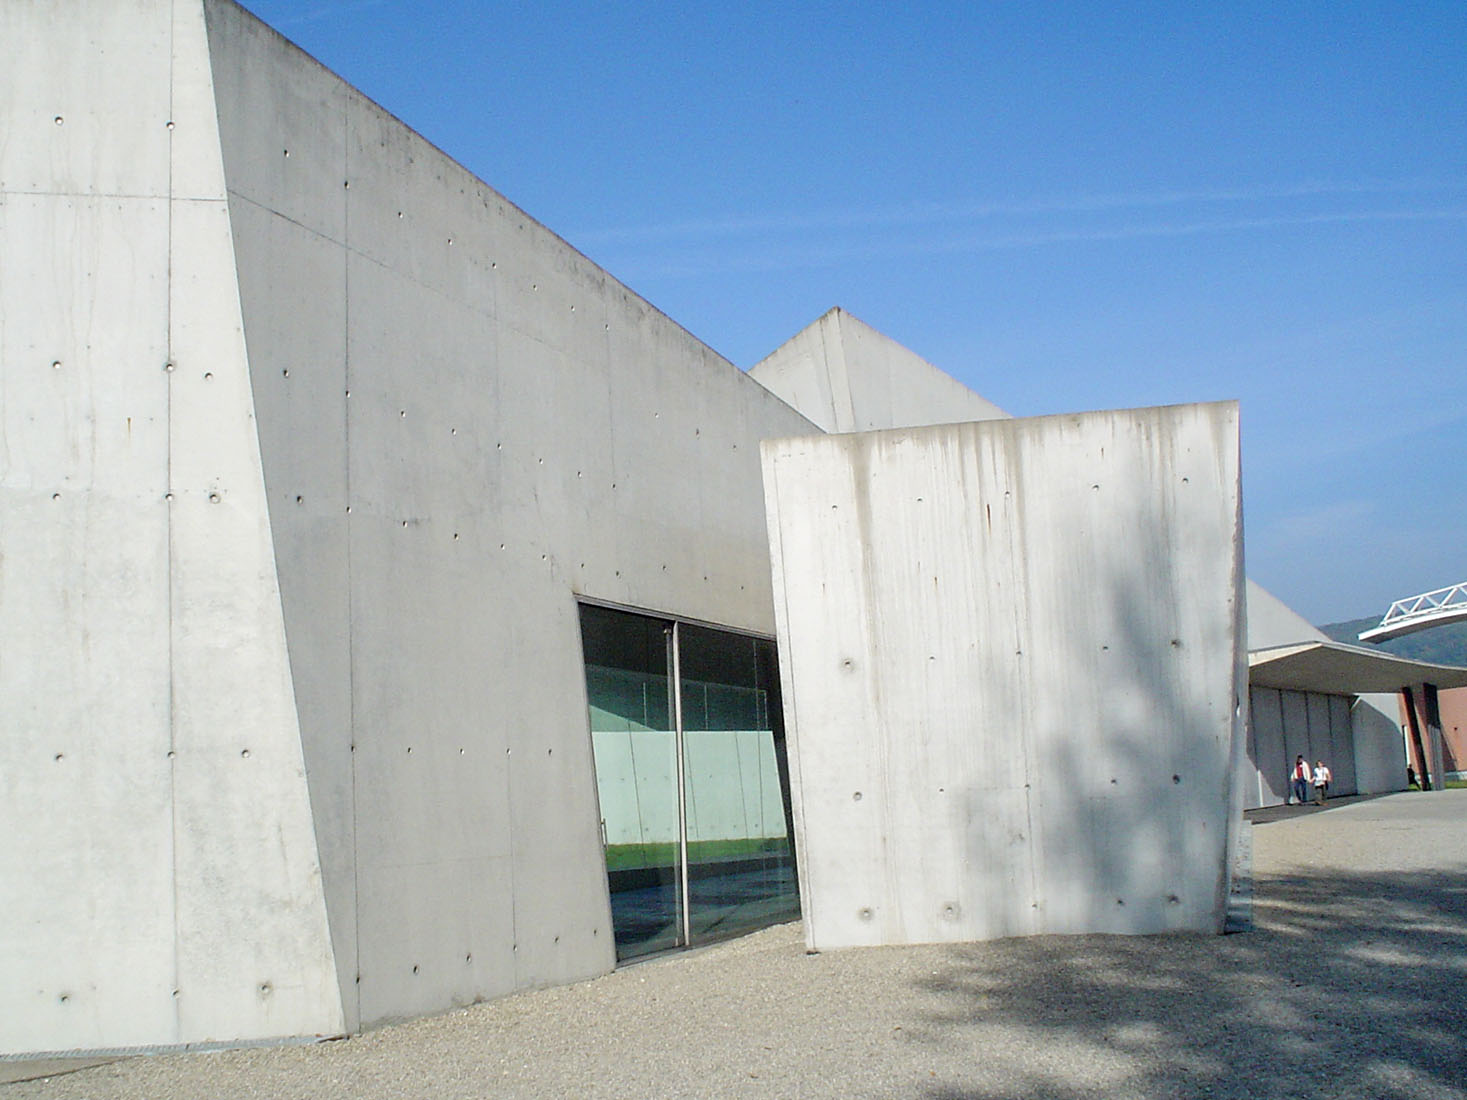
[1313,760,1332,804]
[1291,755,1313,806]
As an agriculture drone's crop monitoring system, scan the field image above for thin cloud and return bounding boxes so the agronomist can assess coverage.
[609,206,1467,280]
[573,178,1466,246]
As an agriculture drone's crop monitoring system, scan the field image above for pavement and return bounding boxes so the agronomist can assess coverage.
[6,789,1466,1099]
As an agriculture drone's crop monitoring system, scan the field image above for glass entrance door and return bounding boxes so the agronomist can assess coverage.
[579,604,799,961]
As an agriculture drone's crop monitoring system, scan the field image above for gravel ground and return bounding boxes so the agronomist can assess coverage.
[7,790,1466,1099]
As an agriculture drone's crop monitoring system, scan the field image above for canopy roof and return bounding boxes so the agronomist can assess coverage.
[1248,641,1467,694]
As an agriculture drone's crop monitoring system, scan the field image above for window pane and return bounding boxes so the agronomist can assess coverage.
[678,624,800,943]
[579,604,681,960]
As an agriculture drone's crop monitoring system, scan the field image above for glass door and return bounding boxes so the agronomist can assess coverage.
[678,624,799,941]
[579,604,682,959]
[579,604,799,961]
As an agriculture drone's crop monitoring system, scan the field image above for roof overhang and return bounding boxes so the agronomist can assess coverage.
[1248,641,1467,694]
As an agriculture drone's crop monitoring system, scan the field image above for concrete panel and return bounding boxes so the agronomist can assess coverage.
[1279,691,1312,790]
[763,404,1244,949]
[0,0,171,198]
[2,0,341,1054]
[0,5,179,1055]
[749,307,1008,433]
[1305,693,1331,775]
[1248,687,1288,808]
[1355,692,1406,793]
[1328,694,1357,794]
[1244,579,1329,650]
[204,0,348,242]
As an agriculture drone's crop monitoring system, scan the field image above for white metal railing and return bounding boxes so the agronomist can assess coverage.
[1359,581,1467,643]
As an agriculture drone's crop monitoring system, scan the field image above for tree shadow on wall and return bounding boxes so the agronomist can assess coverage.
[909,866,1467,1099]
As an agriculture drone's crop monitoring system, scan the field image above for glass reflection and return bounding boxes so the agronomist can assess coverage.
[580,604,800,961]
[579,605,681,959]
[679,625,800,943]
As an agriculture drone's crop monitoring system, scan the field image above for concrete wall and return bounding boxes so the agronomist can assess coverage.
[1,0,340,1054]
[1245,687,1358,808]
[1242,582,1407,804]
[749,307,1008,434]
[762,404,1245,949]
[2,0,815,1055]
[205,0,813,1034]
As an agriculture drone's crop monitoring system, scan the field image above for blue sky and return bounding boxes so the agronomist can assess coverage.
[239,0,1465,626]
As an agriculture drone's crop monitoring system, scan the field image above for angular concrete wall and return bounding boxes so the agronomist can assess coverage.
[1,0,341,1054]
[749,307,1008,433]
[199,0,813,1030]
[762,404,1245,949]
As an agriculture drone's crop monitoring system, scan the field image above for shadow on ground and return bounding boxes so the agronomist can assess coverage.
[910,868,1467,1100]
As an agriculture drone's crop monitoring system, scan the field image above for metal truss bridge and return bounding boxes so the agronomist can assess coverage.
[1359,581,1467,643]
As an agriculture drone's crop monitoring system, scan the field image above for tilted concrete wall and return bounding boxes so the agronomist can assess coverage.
[749,307,1008,433]
[203,0,814,1034]
[1,0,341,1054]
[762,404,1245,949]
[2,0,815,1054]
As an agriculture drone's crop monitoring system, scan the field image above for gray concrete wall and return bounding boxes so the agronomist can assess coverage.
[1241,582,1406,802]
[749,307,1008,433]
[201,0,814,1033]
[1,0,341,1055]
[762,404,1245,949]
[1245,687,1358,808]
[2,0,815,1055]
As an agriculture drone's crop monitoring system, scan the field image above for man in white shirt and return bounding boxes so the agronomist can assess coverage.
[1313,761,1333,804]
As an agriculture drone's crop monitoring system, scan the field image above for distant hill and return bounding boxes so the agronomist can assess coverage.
[1318,617,1467,668]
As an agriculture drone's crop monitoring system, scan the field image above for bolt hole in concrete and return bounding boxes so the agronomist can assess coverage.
[166,120,174,130]
[858,907,874,921]
[51,359,61,369]
[240,749,250,758]
[853,791,863,801]
[208,493,220,503]
[54,115,63,125]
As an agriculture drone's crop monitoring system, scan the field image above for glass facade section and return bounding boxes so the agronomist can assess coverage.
[579,604,799,962]
[579,605,681,959]
[678,623,799,941]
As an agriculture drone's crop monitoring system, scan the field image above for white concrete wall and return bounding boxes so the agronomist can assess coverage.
[763,404,1245,949]
[201,0,815,1033]
[749,307,1008,433]
[1,0,341,1055]
[1354,693,1407,793]
[1245,686,1359,808]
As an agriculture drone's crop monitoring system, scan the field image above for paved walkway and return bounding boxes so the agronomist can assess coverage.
[7,790,1467,1099]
